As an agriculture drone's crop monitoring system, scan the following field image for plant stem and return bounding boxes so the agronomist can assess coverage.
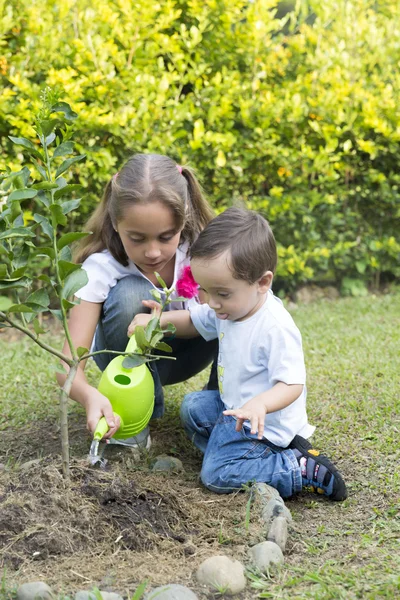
[60,362,78,479]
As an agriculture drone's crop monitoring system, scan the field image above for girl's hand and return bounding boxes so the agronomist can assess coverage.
[127,299,161,336]
[85,389,121,438]
[223,397,267,440]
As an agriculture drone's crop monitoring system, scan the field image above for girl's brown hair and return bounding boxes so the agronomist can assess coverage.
[74,154,214,265]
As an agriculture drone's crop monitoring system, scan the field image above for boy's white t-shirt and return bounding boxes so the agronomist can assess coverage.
[189,292,315,447]
[75,242,193,311]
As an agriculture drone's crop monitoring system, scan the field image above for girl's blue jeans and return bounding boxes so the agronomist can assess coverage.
[92,275,218,419]
[180,390,302,498]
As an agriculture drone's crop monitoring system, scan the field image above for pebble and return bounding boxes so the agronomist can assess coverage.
[267,516,288,552]
[16,582,53,600]
[261,496,292,524]
[196,555,246,595]
[145,583,198,599]
[151,456,184,473]
[75,593,123,600]
[249,541,284,572]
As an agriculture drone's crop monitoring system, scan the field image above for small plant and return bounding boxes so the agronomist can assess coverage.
[0,89,178,478]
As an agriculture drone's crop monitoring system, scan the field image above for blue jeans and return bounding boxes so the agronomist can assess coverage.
[180,390,302,497]
[92,275,218,418]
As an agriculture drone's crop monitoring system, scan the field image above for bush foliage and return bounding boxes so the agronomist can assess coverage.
[1,0,399,291]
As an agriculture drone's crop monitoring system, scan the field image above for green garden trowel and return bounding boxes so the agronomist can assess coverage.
[89,335,155,465]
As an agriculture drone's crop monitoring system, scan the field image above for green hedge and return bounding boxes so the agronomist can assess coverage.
[1,0,399,292]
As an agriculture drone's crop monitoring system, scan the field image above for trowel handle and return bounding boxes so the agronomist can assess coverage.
[93,416,111,441]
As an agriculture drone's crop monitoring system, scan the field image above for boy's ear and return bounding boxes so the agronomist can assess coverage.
[257,271,273,293]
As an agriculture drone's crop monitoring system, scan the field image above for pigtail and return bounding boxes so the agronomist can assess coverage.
[73,179,128,265]
[181,166,214,244]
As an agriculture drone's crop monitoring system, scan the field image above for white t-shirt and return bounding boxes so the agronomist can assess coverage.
[75,242,194,311]
[189,292,315,447]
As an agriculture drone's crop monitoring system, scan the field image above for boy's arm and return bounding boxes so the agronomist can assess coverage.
[128,300,199,338]
[223,382,304,440]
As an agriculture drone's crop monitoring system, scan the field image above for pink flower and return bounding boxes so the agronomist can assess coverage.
[176,266,199,299]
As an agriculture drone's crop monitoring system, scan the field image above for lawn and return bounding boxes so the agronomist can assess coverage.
[0,290,399,599]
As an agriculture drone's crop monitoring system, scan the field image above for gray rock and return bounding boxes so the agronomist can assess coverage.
[17,582,53,600]
[249,541,284,572]
[254,482,280,501]
[75,593,122,600]
[151,456,184,473]
[196,555,246,595]
[19,459,42,472]
[261,497,292,524]
[267,516,288,552]
[145,584,198,599]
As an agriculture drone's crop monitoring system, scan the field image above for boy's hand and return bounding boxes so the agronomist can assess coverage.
[127,300,161,337]
[223,396,267,440]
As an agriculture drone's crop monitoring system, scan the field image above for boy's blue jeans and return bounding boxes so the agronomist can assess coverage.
[180,390,302,498]
[92,275,218,419]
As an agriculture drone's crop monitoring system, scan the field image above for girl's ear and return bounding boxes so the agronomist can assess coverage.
[257,271,273,293]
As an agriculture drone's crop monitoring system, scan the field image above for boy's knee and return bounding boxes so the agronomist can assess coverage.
[200,461,233,495]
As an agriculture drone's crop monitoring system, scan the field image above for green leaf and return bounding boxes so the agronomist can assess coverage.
[77,346,89,358]
[162,322,176,334]
[0,277,31,291]
[35,246,55,259]
[33,214,54,240]
[32,182,58,190]
[8,137,44,160]
[40,118,60,138]
[57,231,89,250]
[55,155,85,178]
[53,141,74,157]
[59,245,72,261]
[38,274,55,285]
[33,318,46,335]
[0,227,35,241]
[45,132,56,145]
[58,260,81,281]
[155,341,173,353]
[31,158,47,180]
[54,184,83,200]
[122,354,148,369]
[150,289,162,302]
[172,296,190,302]
[50,204,67,227]
[62,298,77,310]
[0,296,12,311]
[155,272,167,288]
[8,189,38,201]
[134,325,150,351]
[7,304,35,313]
[61,199,81,214]
[144,316,160,342]
[62,268,88,299]
[26,289,50,308]
[50,102,78,120]
[0,265,8,279]
[8,267,27,279]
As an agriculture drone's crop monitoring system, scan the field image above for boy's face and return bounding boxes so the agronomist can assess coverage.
[191,251,273,322]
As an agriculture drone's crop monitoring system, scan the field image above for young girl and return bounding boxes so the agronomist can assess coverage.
[57,153,217,443]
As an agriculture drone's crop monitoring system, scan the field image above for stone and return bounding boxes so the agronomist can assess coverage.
[17,582,53,600]
[75,592,123,600]
[145,584,198,599]
[151,456,184,473]
[254,482,280,501]
[249,541,284,572]
[196,555,246,595]
[267,516,288,552]
[261,497,292,525]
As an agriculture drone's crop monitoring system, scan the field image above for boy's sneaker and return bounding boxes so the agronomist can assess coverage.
[289,435,347,501]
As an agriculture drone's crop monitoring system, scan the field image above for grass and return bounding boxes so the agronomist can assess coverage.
[1,290,400,599]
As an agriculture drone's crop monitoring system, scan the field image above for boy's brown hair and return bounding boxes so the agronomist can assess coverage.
[190,206,277,284]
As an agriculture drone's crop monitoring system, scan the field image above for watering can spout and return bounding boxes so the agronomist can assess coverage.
[92,336,155,441]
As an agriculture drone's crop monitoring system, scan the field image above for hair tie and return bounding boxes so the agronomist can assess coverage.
[176,164,183,174]
[113,172,119,182]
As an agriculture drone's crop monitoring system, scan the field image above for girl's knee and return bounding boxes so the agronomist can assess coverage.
[179,393,197,425]
[104,276,153,320]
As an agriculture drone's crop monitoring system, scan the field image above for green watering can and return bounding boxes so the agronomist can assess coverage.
[89,335,154,463]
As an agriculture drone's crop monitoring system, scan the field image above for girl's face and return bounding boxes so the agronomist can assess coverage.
[116,202,182,276]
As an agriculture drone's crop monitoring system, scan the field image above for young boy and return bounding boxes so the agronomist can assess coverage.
[131,207,347,501]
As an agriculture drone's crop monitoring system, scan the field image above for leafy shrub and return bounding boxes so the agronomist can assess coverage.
[1,0,399,291]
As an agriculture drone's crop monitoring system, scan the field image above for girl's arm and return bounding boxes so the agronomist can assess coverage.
[56,300,120,437]
[223,382,304,440]
[128,299,199,338]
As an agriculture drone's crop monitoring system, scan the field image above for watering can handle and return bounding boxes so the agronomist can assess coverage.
[93,416,111,441]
